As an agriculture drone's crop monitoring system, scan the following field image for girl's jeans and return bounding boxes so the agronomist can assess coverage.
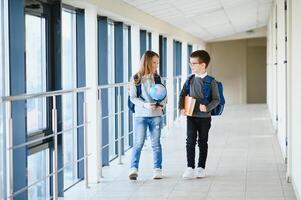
[130,116,162,170]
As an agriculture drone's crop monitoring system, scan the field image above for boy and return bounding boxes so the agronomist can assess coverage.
[178,50,220,178]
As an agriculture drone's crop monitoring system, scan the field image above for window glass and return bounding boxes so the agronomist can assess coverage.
[62,9,78,189]
[27,149,50,200]
[25,14,47,134]
[108,22,116,160]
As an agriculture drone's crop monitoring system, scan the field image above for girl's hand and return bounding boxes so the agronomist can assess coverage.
[143,103,157,110]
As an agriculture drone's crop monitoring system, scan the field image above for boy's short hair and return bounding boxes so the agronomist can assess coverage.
[190,50,210,68]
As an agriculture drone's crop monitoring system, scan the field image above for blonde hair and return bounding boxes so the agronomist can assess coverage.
[134,50,159,84]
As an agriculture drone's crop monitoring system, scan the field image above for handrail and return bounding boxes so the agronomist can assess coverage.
[1,86,89,102]
[3,87,90,200]
[98,82,129,90]
[1,75,185,199]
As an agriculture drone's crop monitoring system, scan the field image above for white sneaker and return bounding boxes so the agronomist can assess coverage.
[196,167,205,178]
[129,168,138,180]
[152,168,163,179]
[182,167,195,179]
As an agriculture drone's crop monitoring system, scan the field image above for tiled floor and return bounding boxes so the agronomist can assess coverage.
[64,105,297,200]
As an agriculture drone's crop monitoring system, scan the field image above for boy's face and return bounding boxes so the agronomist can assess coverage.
[189,57,207,74]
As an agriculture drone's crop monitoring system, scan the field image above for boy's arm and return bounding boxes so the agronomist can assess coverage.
[178,84,187,110]
[206,80,220,111]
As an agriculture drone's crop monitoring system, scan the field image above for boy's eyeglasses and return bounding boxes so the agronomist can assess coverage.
[189,62,201,67]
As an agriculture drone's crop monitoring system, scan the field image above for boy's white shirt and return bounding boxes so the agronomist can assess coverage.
[194,72,207,79]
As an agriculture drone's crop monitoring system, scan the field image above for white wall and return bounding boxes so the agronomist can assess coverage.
[276,0,288,159]
[290,0,301,198]
[267,0,301,199]
[267,0,287,161]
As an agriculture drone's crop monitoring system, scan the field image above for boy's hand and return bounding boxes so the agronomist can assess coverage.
[180,109,187,116]
[199,104,207,112]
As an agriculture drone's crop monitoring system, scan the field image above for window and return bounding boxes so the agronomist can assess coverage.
[173,40,182,120]
[27,149,50,200]
[140,29,152,56]
[147,32,152,50]
[159,35,167,126]
[108,21,116,160]
[159,35,167,77]
[25,14,47,134]
[0,0,6,198]
[62,8,78,189]
[187,44,193,74]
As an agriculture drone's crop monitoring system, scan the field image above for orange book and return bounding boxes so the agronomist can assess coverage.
[184,96,196,116]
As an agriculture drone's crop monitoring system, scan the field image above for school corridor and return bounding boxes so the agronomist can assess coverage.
[63,105,296,200]
[1,0,301,199]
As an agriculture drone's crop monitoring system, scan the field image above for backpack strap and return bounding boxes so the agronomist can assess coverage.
[154,73,162,84]
[134,73,162,100]
[133,73,144,100]
[184,74,195,95]
[202,75,214,104]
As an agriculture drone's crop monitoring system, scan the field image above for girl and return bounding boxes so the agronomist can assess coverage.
[128,50,166,180]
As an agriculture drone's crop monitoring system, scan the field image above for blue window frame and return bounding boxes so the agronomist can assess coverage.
[187,44,193,74]
[140,29,152,57]
[8,1,61,199]
[98,16,110,166]
[0,0,8,199]
[173,40,182,120]
[159,35,167,126]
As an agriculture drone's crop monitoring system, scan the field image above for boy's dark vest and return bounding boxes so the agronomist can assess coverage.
[184,74,225,116]
[128,74,162,113]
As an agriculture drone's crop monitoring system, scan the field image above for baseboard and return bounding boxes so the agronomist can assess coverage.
[292,177,301,200]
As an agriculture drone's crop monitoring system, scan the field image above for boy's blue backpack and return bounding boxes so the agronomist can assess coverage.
[184,74,225,116]
[128,74,162,113]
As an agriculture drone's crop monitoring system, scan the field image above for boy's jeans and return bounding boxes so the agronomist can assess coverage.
[130,116,162,170]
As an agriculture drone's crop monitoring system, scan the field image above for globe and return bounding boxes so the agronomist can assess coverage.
[149,84,167,102]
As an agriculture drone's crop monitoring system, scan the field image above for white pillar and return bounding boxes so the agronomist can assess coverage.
[131,25,140,76]
[151,31,159,54]
[181,41,188,79]
[85,6,99,184]
[166,37,174,128]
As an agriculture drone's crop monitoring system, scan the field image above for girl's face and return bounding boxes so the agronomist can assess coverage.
[151,56,159,73]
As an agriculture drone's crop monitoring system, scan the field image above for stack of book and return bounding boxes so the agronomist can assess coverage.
[184,96,196,116]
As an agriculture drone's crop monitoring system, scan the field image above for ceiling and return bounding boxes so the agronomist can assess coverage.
[122,0,273,41]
